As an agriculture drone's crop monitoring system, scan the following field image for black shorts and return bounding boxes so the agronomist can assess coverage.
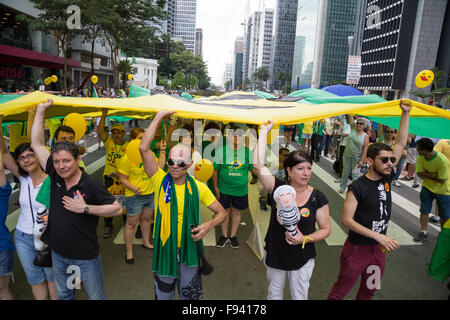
[219,193,248,210]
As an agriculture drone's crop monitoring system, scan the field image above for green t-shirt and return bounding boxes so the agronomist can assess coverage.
[213,144,253,196]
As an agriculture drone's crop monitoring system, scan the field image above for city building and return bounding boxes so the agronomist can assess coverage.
[120,56,158,90]
[195,28,203,56]
[232,37,244,90]
[223,63,232,90]
[270,0,298,90]
[291,0,318,89]
[0,0,80,91]
[167,0,197,53]
[257,8,274,71]
[358,0,448,100]
[311,0,363,88]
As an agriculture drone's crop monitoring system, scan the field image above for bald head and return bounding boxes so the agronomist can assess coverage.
[169,143,192,163]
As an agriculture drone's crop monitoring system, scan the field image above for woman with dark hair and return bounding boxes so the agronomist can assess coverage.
[117,127,166,264]
[0,116,56,300]
[254,120,331,300]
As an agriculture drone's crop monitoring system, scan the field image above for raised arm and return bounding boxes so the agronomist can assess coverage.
[392,100,411,162]
[30,99,52,169]
[346,114,356,131]
[140,111,174,178]
[253,120,275,194]
[0,115,20,178]
[98,108,108,142]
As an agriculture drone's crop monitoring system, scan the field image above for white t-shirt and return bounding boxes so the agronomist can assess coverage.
[16,176,45,234]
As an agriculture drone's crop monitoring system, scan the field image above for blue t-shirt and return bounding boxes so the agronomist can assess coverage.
[0,180,14,252]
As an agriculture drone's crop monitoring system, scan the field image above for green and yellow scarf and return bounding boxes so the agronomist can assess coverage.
[152,172,203,278]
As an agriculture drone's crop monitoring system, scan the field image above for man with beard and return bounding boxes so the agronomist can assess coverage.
[327,101,411,300]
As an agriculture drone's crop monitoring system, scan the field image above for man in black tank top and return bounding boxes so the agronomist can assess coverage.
[328,102,411,300]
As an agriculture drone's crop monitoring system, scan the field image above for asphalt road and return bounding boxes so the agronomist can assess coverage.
[5,123,449,300]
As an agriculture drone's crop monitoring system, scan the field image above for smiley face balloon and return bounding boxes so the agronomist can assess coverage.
[415,70,434,88]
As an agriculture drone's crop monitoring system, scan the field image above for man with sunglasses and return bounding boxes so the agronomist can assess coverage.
[139,111,227,300]
[328,101,411,300]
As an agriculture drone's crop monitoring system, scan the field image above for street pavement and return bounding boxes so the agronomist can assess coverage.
[6,122,449,300]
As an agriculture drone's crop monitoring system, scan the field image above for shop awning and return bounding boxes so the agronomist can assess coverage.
[0,44,81,69]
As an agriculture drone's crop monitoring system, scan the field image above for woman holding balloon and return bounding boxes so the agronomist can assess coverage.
[117,128,166,264]
[253,120,331,300]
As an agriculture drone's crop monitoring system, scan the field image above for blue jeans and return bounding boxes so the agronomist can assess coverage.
[14,230,54,285]
[52,250,105,300]
[393,157,405,180]
[340,155,360,192]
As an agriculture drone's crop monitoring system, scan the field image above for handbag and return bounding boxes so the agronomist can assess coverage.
[27,181,52,268]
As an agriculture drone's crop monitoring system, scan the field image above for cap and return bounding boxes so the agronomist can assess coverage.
[110,122,125,132]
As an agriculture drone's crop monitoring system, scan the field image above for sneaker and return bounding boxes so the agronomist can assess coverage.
[412,183,420,189]
[229,236,240,249]
[334,178,342,183]
[135,225,142,239]
[413,231,428,242]
[216,236,229,248]
[429,216,440,223]
[393,180,401,187]
[103,225,113,238]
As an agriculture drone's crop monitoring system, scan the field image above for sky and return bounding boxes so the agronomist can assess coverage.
[196,0,276,86]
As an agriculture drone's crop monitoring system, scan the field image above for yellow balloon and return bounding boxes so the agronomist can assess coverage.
[193,159,214,182]
[51,75,58,82]
[126,139,142,166]
[62,113,87,142]
[128,74,133,80]
[415,70,434,88]
[91,75,98,84]
[44,78,50,85]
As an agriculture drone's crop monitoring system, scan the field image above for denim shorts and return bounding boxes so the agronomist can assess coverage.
[0,250,13,276]
[125,193,155,216]
[420,186,450,219]
[14,230,54,285]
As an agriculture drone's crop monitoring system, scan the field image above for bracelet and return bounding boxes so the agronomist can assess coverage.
[302,236,314,249]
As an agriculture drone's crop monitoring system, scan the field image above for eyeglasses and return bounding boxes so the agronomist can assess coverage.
[167,158,187,168]
[356,122,364,125]
[17,153,35,162]
[377,156,396,164]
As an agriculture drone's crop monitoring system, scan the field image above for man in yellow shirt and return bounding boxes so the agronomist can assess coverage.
[434,139,450,159]
[139,110,227,300]
[99,109,128,238]
[413,138,450,242]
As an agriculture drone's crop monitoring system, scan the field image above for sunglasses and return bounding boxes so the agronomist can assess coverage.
[377,156,396,164]
[17,153,35,162]
[356,122,364,125]
[167,158,187,168]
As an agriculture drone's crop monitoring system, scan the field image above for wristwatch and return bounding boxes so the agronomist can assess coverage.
[83,206,89,214]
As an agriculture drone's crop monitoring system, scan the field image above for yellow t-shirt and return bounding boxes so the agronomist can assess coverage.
[434,139,450,160]
[150,168,216,247]
[103,136,128,176]
[118,154,155,197]
[9,123,29,153]
[303,121,314,135]
[46,119,62,140]
[416,151,450,195]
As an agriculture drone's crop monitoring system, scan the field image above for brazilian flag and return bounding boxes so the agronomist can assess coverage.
[428,220,450,283]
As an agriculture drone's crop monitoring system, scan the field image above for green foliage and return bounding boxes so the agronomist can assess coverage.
[171,71,186,89]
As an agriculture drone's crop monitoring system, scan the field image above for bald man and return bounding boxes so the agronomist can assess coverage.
[140,111,226,300]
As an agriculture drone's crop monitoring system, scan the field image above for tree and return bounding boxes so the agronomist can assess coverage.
[252,66,269,91]
[243,78,251,91]
[19,0,83,93]
[101,0,167,87]
[172,71,186,89]
[117,59,133,90]
[275,71,291,92]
